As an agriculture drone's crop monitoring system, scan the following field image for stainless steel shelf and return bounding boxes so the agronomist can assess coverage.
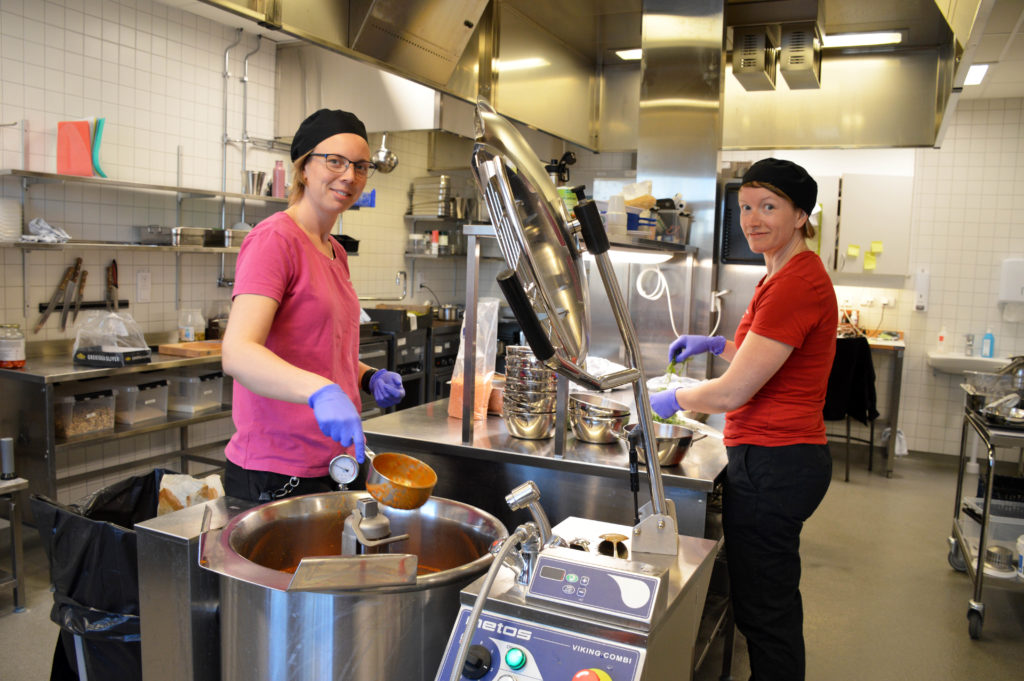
[0,240,240,254]
[0,168,288,204]
[54,406,232,453]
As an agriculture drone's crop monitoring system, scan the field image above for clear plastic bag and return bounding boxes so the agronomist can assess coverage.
[448,298,500,420]
[72,311,151,367]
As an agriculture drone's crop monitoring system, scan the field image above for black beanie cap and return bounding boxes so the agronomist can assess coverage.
[290,108,368,161]
[741,158,817,215]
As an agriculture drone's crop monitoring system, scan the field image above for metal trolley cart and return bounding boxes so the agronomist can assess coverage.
[948,403,1024,639]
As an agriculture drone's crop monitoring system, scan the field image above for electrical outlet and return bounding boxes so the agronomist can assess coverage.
[414,272,424,291]
[862,297,874,307]
[880,297,891,307]
[136,269,151,303]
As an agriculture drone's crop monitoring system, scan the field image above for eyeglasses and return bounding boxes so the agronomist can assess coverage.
[309,153,376,178]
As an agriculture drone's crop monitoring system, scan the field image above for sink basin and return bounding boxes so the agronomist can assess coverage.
[925,352,1008,374]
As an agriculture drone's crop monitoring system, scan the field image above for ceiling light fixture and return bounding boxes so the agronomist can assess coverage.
[583,249,674,265]
[964,63,989,86]
[494,57,549,72]
[615,48,643,61]
[822,31,902,48]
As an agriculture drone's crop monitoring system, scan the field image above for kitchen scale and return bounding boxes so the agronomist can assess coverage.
[434,99,721,681]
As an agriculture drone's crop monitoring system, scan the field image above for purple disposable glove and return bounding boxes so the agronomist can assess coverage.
[668,335,726,364]
[308,384,365,462]
[650,389,681,419]
[369,369,405,408]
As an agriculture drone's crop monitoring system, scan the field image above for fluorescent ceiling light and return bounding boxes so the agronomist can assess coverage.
[584,249,673,265]
[964,64,989,86]
[495,57,549,72]
[615,48,643,61]
[822,31,902,48]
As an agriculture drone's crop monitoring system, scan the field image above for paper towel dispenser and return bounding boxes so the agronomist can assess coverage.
[999,258,1024,303]
[998,258,1024,322]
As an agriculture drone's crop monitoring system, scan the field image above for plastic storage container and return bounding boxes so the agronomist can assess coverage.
[54,385,116,438]
[113,378,169,425]
[166,368,223,414]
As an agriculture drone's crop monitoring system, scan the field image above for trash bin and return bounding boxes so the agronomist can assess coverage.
[31,469,171,681]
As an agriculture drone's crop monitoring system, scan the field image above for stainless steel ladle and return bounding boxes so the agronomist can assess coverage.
[372,133,398,174]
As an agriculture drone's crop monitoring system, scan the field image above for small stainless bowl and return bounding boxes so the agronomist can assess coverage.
[623,422,694,467]
[570,409,629,444]
[985,544,1014,572]
[569,393,631,419]
[503,389,558,412]
[504,410,557,440]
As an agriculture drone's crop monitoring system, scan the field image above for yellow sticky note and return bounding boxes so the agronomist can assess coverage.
[864,252,877,271]
[847,245,861,258]
[871,241,884,254]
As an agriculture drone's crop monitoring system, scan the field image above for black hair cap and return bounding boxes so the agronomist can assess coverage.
[290,108,368,161]
[741,158,817,215]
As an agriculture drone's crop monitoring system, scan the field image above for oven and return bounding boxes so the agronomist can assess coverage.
[358,335,391,418]
[427,323,461,401]
[387,328,427,411]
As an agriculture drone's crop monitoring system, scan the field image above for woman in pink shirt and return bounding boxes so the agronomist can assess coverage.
[221,109,404,502]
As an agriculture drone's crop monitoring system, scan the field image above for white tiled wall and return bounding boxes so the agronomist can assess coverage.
[0,0,434,502]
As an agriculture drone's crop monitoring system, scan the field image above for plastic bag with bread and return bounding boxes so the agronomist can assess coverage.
[157,472,225,515]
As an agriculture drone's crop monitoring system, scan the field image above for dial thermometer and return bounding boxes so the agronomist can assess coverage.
[328,454,359,485]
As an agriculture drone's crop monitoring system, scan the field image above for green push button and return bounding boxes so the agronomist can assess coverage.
[505,647,527,670]
[566,573,579,583]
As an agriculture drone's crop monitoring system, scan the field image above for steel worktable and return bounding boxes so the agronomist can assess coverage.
[363,399,727,540]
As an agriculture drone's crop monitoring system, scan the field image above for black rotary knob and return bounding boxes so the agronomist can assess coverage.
[462,644,492,679]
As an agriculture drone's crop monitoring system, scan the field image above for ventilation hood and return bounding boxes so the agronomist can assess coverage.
[348,0,489,85]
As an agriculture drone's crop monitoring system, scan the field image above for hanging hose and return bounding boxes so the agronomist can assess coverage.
[636,266,681,337]
[447,525,530,681]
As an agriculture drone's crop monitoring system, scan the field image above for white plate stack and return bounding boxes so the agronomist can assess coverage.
[0,199,21,241]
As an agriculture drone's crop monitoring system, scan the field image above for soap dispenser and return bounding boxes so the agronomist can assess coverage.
[982,329,995,358]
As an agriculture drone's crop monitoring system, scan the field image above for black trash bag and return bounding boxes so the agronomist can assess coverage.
[31,469,173,681]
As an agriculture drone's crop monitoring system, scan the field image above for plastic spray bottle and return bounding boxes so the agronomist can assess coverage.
[981,329,995,358]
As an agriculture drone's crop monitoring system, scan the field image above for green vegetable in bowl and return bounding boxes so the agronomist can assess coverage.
[666,356,691,377]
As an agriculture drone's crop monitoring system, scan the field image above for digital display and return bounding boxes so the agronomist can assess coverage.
[539,565,567,581]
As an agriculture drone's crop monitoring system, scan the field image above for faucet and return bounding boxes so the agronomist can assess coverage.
[965,333,975,356]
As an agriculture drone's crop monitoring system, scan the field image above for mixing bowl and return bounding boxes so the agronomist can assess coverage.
[569,393,630,418]
[569,409,629,444]
[622,422,696,467]
[504,410,558,439]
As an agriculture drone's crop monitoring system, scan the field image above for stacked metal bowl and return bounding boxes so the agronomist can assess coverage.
[569,393,631,444]
[502,346,558,439]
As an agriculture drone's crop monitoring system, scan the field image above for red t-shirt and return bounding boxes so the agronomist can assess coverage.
[723,251,838,447]
[225,212,362,477]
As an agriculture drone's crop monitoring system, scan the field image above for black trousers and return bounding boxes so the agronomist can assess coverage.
[723,443,832,681]
[224,459,338,503]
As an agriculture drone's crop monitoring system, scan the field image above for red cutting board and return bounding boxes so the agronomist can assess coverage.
[157,341,222,357]
[57,120,94,176]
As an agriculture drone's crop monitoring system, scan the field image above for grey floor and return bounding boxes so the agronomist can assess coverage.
[1,450,1023,680]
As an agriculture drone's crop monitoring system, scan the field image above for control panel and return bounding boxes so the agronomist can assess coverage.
[436,607,644,681]
[527,555,660,623]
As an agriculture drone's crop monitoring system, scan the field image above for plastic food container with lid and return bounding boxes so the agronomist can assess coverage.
[53,385,115,438]
[166,367,224,414]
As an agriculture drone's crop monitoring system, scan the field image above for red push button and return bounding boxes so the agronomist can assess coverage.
[572,669,612,681]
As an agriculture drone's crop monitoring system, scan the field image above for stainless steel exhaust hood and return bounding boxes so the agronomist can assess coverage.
[348,0,489,86]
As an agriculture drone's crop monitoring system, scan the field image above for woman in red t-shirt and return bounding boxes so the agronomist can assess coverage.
[650,158,837,681]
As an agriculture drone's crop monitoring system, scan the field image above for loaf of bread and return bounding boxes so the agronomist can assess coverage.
[157,472,225,515]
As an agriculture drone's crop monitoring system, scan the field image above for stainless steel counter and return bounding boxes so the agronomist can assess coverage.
[363,398,727,538]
